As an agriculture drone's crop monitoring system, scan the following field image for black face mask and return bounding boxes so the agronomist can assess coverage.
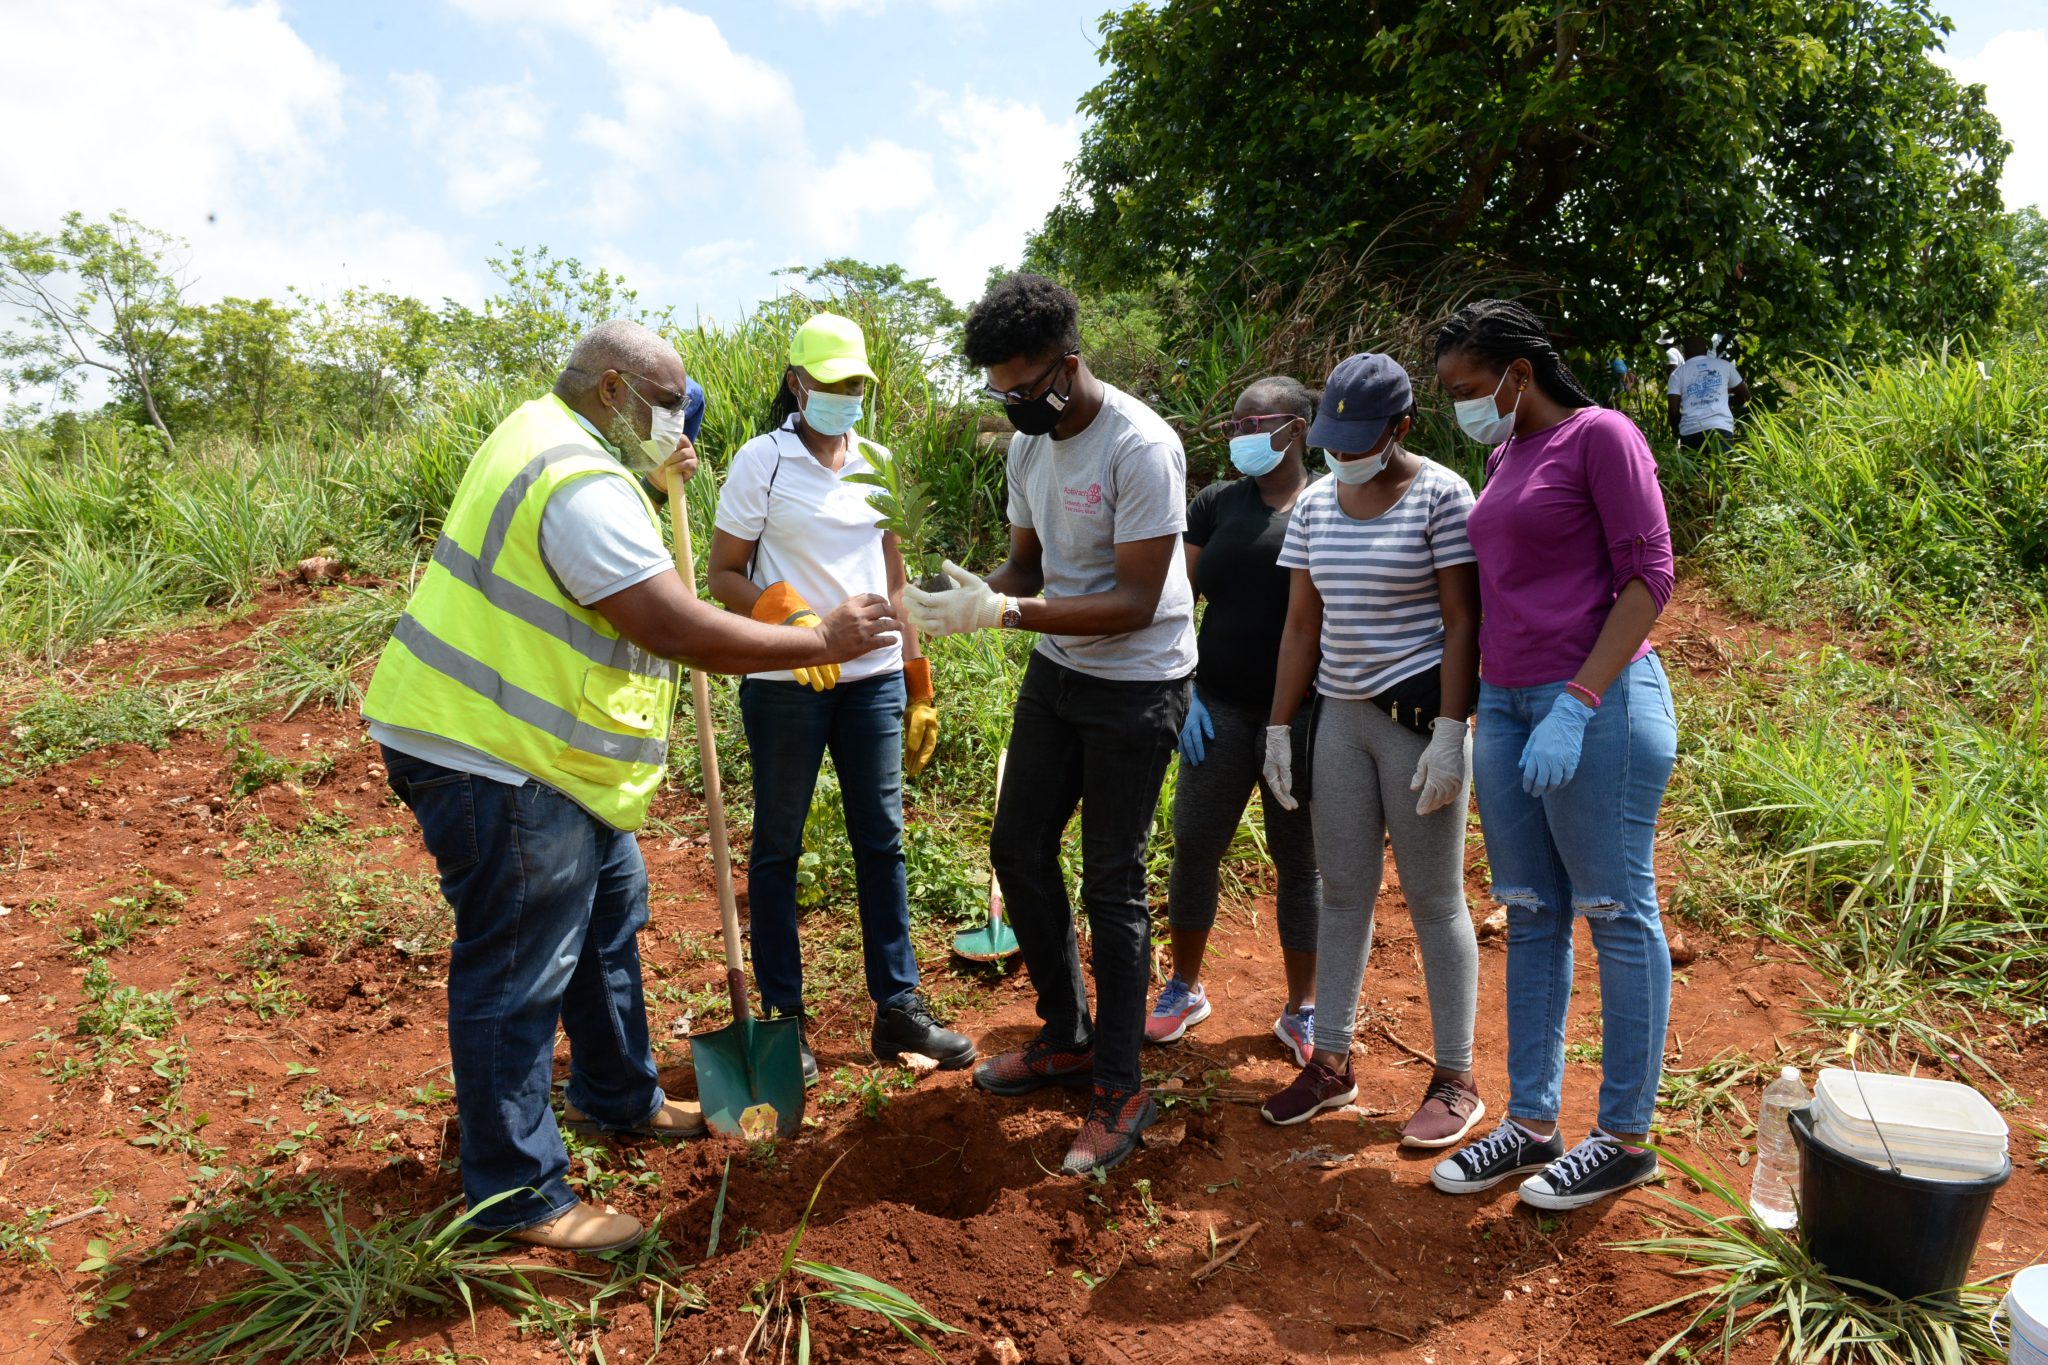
[1004,366,1072,436]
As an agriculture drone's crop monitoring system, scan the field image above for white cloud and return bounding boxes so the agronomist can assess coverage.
[200,211,486,309]
[1938,28,2048,212]
[792,140,937,247]
[0,0,344,234]
[905,88,1079,303]
[0,0,478,318]
[391,72,550,215]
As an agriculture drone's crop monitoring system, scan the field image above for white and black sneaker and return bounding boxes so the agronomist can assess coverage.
[1431,1121,1566,1194]
[1517,1131,1660,1210]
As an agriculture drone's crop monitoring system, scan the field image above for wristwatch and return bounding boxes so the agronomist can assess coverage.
[999,595,1024,629]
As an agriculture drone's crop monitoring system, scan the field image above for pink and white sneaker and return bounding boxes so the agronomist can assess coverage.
[1273,1004,1315,1067]
[1144,978,1210,1044]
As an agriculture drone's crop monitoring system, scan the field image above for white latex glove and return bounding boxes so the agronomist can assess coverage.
[1261,724,1298,811]
[903,559,1003,637]
[1409,716,1471,816]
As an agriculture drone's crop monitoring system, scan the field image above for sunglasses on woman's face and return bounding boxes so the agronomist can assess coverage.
[1217,414,1301,440]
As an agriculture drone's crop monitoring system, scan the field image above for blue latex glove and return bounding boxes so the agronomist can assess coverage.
[1178,689,1214,766]
[1519,692,1598,796]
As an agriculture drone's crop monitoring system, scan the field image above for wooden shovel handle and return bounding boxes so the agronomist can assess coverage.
[668,476,749,1024]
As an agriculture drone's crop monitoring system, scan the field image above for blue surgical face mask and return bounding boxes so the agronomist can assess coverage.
[1453,370,1520,446]
[801,385,864,437]
[1228,432,1286,477]
[1327,447,1391,484]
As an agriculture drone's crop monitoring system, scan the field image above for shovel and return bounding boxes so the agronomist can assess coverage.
[668,474,806,1140]
[951,747,1021,962]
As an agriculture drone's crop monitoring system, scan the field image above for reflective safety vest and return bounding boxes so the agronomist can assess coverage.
[363,395,678,830]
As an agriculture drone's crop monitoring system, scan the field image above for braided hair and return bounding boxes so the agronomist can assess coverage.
[764,365,801,433]
[1434,300,1597,410]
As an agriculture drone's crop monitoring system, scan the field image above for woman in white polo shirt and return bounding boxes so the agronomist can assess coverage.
[707,312,973,1084]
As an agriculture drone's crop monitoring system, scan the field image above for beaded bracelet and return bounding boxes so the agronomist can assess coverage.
[1564,680,1602,708]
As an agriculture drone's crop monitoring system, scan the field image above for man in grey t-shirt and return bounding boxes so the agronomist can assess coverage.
[905,273,1194,1177]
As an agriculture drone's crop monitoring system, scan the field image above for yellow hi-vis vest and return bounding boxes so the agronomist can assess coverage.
[362,394,678,830]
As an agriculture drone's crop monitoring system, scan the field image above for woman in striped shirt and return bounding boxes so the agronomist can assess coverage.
[1256,353,1486,1148]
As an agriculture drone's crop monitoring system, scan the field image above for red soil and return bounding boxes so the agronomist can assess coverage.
[0,579,2041,1364]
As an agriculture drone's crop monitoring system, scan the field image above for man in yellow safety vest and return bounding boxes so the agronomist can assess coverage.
[363,319,897,1254]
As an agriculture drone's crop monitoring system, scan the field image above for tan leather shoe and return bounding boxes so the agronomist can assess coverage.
[562,1098,706,1140]
[505,1201,642,1254]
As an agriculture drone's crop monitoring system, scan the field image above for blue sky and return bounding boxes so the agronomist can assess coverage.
[0,0,2043,335]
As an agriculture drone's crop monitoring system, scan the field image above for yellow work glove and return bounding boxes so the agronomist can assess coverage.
[752,582,839,692]
[903,657,938,776]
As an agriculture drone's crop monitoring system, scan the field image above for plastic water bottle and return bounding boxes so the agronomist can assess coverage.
[1750,1066,1809,1230]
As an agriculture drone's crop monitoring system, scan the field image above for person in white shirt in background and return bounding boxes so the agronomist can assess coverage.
[707,313,974,1086]
[1666,334,1749,454]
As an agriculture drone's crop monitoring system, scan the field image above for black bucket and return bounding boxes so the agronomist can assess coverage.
[1788,1106,2009,1299]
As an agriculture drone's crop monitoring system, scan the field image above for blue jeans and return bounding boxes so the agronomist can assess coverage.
[382,747,664,1231]
[993,654,1190,1092]
[1472,653,1678,1135]
[739,671,918,1016]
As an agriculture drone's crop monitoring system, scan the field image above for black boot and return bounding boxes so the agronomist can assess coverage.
[798,1026,819,1088]
[872,995,977,1069]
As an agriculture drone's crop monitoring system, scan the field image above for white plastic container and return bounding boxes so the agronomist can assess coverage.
[2003,1264,2048,1365]
[1809,1068,2007,1182]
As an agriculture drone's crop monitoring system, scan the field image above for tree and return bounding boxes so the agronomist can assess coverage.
[1035,0,2011,377]
[442,244,646,384]
[0,210,190,446]
[1999,206,2048,329]
[779,259,965,370]
[295,286,440,436]
[182,296,308,442]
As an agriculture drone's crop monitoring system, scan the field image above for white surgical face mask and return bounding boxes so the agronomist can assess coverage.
[1327,446,1391,484]
[616,379,688,466]
[800,384,865,437]
[1453,371,1520,446]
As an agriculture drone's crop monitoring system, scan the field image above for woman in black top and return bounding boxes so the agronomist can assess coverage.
[1146,377,1323,1064]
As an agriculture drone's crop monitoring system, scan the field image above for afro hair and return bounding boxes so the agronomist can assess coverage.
[962,272,1081,368]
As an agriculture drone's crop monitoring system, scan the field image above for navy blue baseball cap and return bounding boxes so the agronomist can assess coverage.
[1306,352,1413,452]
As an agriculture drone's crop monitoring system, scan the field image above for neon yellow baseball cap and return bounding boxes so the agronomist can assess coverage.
[788,312,877,384]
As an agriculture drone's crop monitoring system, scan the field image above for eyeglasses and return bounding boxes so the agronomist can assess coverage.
[619,371,688,414]
[980,352,1075,405]
[1217,413,1302,439]
[566,365,688,415]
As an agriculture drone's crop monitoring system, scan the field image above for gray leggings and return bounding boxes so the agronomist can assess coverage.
[1166,693,1321,954]
[1309,696,1477,1070]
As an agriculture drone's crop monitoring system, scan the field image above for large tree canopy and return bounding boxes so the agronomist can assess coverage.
[1035,0,2011,374]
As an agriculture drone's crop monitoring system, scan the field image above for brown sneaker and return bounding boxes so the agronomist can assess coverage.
[1260,1057,1358,1126]
[1400,1074,1486,1148]
[1060,1085,1158,1176]
[563,1098,706,1140]
[506,1201,642,1254]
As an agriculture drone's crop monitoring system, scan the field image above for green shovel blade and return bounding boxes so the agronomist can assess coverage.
[951,920,1020,962]
[693,1014,806,1139]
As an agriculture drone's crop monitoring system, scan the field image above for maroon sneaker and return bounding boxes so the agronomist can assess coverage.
[1400,1074,1486,1148]
[972,1035,1095,1096]
[1260,1057,1358,1126]
[1060,1085,1158,1176]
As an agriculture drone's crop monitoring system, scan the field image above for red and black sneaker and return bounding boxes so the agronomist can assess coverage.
[971,1035,1095,1096]
[1060,1084,1158,1176]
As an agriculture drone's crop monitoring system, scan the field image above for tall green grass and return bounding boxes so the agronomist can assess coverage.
[1703,333,2048,619]
[1673,331,2048,1027]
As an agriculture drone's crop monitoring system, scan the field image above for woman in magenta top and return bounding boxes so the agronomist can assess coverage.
[1422,300,1679,1214]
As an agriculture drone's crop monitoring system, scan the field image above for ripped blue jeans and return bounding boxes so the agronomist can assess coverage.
[1473,654,1678,1135]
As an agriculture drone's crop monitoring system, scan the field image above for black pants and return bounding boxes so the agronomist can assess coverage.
[990,653,1190,1092]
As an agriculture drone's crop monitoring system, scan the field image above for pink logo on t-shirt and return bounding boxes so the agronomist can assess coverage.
[1062,482,1104,515]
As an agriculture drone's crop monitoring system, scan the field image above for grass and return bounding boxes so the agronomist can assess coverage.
[740,1153,958,1362]
[141,1192,669,1365]
[1613,1148,2007,1364]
